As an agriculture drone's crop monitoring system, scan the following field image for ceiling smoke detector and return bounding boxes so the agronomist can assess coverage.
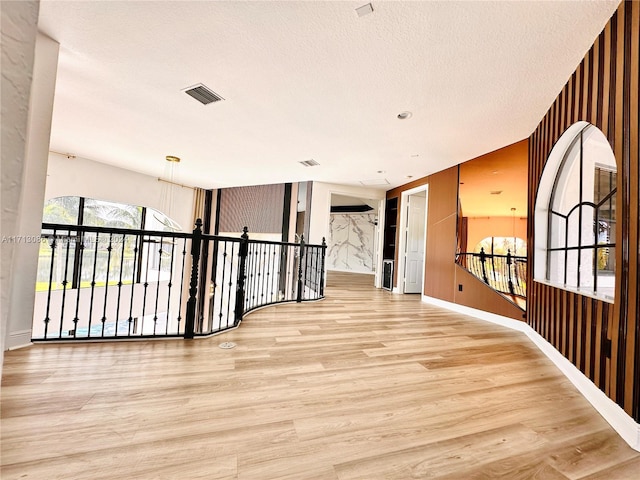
[299,159,320,167]
[183,83,224,105]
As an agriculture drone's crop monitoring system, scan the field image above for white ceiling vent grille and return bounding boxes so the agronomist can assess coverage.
[299,159,320,167]
[183,84,224,105]
[360,178,390,186]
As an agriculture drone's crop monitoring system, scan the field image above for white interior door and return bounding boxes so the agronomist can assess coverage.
[404,194,426,293]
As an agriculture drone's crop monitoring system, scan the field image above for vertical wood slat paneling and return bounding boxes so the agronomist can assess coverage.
[613,0,627,409]
[528,2,640,421]
[632,0,640,422]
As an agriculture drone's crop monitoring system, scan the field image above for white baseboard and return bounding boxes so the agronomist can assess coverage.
[422,295,640,452]
[7,329,32,350]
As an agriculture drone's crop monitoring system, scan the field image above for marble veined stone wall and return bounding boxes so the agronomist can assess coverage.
[328,213,376,273]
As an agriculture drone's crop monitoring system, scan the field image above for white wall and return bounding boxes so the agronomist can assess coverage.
[46,154,195,232]
[1,0,41,361]
[3,24,59,353]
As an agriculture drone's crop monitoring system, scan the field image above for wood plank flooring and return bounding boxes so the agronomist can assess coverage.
[2,271,639,479]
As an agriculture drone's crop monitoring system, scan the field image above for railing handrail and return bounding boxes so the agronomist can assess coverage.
[456,248,527,303]
[458,251,527,261]
[33,221,327,342]
[41,223,327,249]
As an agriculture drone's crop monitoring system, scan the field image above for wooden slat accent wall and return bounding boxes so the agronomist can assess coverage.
[528,1,640,421]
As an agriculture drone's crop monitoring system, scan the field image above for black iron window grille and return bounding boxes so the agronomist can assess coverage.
[546,124,617,300]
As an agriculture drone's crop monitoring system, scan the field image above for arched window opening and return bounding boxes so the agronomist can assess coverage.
[535,123,616,302]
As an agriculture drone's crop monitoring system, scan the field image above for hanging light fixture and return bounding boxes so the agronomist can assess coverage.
[156,155,182,231]
[511,207,517,253]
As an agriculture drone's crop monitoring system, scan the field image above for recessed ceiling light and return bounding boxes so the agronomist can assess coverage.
[406,175,413,179]
[377,170,385,174]
[166,155,180,163]
[397,111,412,120]
[411,154,420,157]
[356,3,374,17]
[490,190,503,195]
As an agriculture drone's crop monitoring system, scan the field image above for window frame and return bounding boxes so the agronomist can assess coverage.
[40,196,180,291]
[538,123,617,302]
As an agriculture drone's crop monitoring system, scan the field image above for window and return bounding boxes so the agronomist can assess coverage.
[38,197,180,291]
[535,123,616,301]
[474,236,527,257]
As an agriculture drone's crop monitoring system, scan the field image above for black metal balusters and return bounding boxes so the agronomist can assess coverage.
[297,235,305,303]
[456,249,527,301]
[165,238,176,335]
[114,234,127,336]
[320,238,326,297]
[184,219,203,339]
[86,232,100,336]
[34,221,326,342]
[43,230,57,338]
[234,227,249,324]
[479,247,489,284]
[58,231,73,338]
[127,236,139,336]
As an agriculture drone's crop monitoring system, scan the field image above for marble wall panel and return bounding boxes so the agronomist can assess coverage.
[328,213,376,273]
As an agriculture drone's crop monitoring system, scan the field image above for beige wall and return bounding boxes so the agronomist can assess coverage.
[466,216,527,252]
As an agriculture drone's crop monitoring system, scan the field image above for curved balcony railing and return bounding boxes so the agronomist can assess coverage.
[456,248,527,300]
[32,220,326,341]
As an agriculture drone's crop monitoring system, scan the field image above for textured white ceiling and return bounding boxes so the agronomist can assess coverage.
[38,1,620,191]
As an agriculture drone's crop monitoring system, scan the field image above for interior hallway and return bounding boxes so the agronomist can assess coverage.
[1,272,639,479]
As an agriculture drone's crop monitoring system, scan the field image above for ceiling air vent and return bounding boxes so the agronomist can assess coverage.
[360,179,390,186]
[183,84,224,105]
[299,159,320,167]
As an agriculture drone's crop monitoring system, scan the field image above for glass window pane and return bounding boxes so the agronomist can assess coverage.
[42,197,80,224]
[551,138,581,215]
[549,213,566,250]
[548,250,565,285]
[578,248,594,292]
[566,249,579,288]
[567,209,580,248]
[596,246,615,300]
[581,205,595,247]
[83,198,142,229]
[145,208,182,232]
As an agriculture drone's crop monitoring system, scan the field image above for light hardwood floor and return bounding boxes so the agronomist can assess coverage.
[2,271,639,479]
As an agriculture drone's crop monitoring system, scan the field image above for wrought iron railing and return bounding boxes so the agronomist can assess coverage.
[33,220,326,341]
[456,248,527,299]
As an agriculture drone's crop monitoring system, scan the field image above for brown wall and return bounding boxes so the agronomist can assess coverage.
[528,1,640,421]
[454,266,526,321]
[386,165,524,320]
[424,167,458,303]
